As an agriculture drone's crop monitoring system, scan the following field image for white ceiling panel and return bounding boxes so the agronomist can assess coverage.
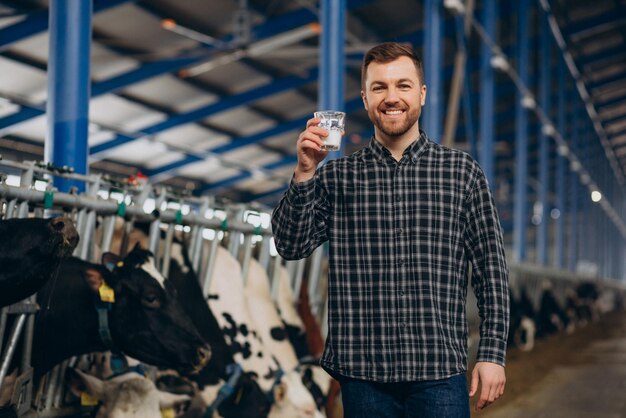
[155,124,230,151]
[221,145,282,168]
[192,60,272,94]
[122,74,218,112]
[0,57,47,103]
[98,138,185,166]
[89,94,167,132]
[205,107,275,136]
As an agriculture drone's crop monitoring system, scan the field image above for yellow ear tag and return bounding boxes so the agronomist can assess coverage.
[98,282,116,303]
[161,407,175,418]
[80,391,99,406]
[116,261,124,268]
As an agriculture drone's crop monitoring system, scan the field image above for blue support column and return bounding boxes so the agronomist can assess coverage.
[555,56,566,269]
[513,0,530,264]
[568,93,580,272]
[479,0,496,187]
[423,0,443,143]
[46,0,92,192]
[319,0,345,160]
[536,11,551,266]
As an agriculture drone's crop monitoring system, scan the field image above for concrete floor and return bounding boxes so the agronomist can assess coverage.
[474,310,626,418]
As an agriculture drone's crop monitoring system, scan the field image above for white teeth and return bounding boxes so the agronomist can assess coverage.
[385,110,403,115]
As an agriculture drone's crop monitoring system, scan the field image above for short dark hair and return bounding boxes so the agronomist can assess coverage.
[361,42,424,90]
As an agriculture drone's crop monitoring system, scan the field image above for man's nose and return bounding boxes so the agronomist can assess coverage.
[384,87,400,103]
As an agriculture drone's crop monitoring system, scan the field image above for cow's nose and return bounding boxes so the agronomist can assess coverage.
[50,217,79,244]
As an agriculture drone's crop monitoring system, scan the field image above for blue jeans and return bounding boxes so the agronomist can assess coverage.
[338,373,470,418]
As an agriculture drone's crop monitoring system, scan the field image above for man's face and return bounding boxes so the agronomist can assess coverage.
[361,56,427,139]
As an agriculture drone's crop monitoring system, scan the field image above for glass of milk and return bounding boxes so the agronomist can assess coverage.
[314,110,345,151]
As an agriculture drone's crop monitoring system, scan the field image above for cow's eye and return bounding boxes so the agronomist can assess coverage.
[142,294,161,309]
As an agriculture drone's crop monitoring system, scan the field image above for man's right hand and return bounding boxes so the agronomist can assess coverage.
[294,117,329,183]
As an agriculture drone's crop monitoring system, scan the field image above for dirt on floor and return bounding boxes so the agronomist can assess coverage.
[469,309,626,418]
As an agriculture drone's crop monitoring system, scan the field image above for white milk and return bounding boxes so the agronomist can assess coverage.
[322,129,341,151]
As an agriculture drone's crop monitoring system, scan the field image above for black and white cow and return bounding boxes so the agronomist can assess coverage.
[208,246,321,418]
[32,245,210,377]
[164,240,272,418]
[508,287,536,351]
[247,260,330,413]
[0,216,79,307]
[536,281,572,338]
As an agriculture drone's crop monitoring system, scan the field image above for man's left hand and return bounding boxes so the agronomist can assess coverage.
[469,362,506,411]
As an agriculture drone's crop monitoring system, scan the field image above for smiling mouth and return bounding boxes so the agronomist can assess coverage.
[382,109,404,115]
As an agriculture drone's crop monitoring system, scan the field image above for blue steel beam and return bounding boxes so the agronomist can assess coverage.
[479,0,496,187]
[602,114,626,127]
[555,55,567,269]
[46,0,92,193]
[422,0,443,143]
[319,0,346,160]
[0,0,132,51]
[577,46,626,69]
[90,68,319,156]
[588,71,626,91]
[536,10,552,266]
[562,10,625,40]
[514,0,530,264]
[596,95,626,111]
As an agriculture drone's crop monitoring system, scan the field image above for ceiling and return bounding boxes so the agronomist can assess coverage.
[0,0,624,219]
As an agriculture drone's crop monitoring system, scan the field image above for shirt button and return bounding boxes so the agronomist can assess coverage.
[399,290,405,296]
[395,195,402,202]
[396,227,403,234]
[398,258,405,265]
[400,322,407,328]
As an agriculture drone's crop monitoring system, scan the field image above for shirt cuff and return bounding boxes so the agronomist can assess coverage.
[476,337,507,367]
[286,176,316,207]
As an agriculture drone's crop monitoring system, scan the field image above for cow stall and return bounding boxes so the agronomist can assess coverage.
[0,157,329,417]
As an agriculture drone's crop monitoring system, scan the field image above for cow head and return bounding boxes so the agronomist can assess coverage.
[87,245,211,373]
[68,368,190,418]
[269,370,320,418]
[0,216,79,307]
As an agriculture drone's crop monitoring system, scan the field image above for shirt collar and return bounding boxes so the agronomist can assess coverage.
[367,130,429,164]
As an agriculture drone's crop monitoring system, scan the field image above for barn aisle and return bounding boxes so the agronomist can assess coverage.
[472,310,626,418]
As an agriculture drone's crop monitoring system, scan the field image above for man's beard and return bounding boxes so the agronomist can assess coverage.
[369,106,421,137]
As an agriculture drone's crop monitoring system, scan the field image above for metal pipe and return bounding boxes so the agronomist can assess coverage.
[240,234,253,286]
[79,210,96,260]
[307,246,325,309]
[270,255,282,303]
[99,215,116,254]
[0,185,273,235]
[0,313,27,388]
[0,308,7,358]
[292,258,306,298]
[161,223,176,276]
[202,236,221,296]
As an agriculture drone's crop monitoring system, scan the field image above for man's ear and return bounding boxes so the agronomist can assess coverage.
[361,90,368,110]
[421,84,427,106]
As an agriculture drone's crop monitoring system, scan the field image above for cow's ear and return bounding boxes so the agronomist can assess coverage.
[102,252,121,272]
[272,382,287,404]
[158,391,190,409]
[67,368,105,401]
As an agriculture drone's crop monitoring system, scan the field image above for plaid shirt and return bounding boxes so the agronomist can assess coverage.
[272,132,509,382]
